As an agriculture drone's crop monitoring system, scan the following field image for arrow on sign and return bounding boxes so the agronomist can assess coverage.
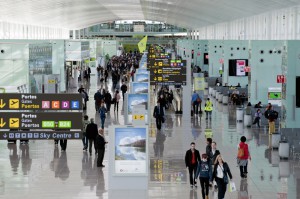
[3,133,7,139]
[0,99,6,108]
[0,118,6,128]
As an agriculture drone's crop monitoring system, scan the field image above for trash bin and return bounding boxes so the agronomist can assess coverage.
[279,140,289,159]
[243,114,252,127]
[218,93,223,102]
[272,133,281,149]
[236,108,244,122]
[222,96,228,105]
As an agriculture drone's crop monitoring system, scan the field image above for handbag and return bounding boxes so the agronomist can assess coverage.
[223,172,229,184]
[196,97,202,103]
[220,165,229,184]
[229,181,236,192]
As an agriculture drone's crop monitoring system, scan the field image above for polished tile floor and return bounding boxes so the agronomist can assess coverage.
[0,74,299,199]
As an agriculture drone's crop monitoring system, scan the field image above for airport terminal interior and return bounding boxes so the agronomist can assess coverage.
[1,1,300,199]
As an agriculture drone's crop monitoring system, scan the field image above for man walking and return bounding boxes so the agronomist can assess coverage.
[185,142,201,188]
[86,118,98,156]
[153,101,165,130]
[94,89,103,112]
[82,115,90,151]
[120,82,128,100]
[96,129,107,167]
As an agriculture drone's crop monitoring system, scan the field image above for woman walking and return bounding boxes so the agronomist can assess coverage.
[212,155,233,199]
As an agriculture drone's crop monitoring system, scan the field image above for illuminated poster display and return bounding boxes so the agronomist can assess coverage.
[114,127,148,175]
[236,60,246,76]
[136,69,149,74]
[135,74,149,82]
[131,82,149,94]
[125,93,148,124]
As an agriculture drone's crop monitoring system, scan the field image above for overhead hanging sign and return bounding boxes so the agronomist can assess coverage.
[0,112,83,130]
[0,94,82,110]
[0,131,82,140]
[149,59,187,85]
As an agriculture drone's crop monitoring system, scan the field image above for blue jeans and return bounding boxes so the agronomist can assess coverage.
[82,134,88,149]
[100,117,106,129]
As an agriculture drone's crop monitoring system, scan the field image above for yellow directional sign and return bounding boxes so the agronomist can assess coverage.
[9,99,19,109]
[0,118,6,128]
[154,62,157,66]
[9,118,19,128]
[0,99,6,108]
[133,114,144,121]
[158,62,163,66]
[158,69,162,74]
[48,79,55,84]
[154,70,157,74]
[158,77,162,81]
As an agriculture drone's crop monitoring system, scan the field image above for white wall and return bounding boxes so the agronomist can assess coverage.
[0,21,69,40]
[0,42,29,91]
[194,5,300,40]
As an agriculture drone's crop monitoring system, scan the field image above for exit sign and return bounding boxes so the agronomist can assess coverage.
[277,75,286,83]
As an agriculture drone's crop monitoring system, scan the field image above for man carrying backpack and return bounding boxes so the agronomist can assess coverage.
[265,103,278,135]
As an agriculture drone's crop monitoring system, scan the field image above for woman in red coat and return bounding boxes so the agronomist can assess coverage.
[237,136,251,178]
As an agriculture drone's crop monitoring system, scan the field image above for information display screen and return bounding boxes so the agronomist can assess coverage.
[149,59,187,85]
[114,127,147,175]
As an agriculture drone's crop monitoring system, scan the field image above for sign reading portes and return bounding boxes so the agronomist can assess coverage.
[0,112,83,130]
[0,94,82,110]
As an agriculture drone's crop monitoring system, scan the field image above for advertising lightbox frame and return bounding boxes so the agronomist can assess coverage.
[110,125,149,177]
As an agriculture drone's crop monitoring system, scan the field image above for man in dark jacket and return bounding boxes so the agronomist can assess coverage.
[120,82,127,100]
[94,90,103,111]
[104,91,112,112]
[185,142,201,188]
[206,138,212,163]
[96,129,107,167]
[153,101,165,130]
[86,118,98,156]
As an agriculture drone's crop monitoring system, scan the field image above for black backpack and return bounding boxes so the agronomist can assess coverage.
[265,110,278,120]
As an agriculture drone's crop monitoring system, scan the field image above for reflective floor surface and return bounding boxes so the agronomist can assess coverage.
[0,74,299,199]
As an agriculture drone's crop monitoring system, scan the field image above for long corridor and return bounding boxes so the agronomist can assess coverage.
[0,73,298,199]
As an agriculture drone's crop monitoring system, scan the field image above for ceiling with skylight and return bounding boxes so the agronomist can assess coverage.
[0,0,299,29]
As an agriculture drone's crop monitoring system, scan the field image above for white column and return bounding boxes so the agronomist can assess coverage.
[73,30,76,40]
[182,50,192,124]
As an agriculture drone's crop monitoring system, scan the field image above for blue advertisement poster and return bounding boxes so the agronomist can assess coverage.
[135,74,149,82]
[115,127,147,174]
[127,94,148,114]
[131,82,149,94]
[137,69,149,74]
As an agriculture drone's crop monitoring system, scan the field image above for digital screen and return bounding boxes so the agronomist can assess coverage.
[204,53,209,65]
[229,59,248,76]
[268,92,281,100]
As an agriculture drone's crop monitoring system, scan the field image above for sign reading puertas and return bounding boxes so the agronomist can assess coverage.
[0,94,82,110]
